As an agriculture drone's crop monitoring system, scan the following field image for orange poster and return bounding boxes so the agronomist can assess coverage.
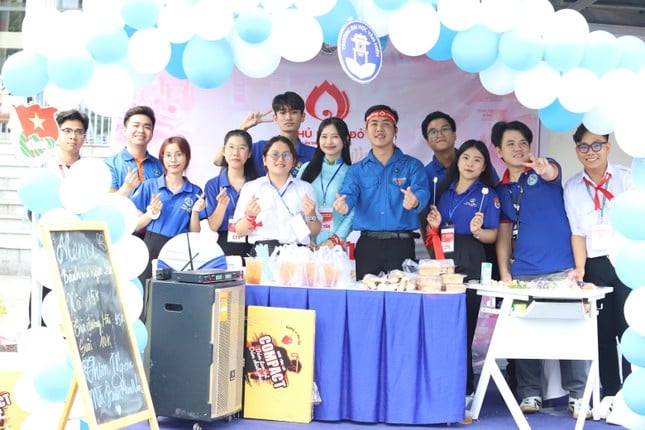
[0,353,29,429]
[243,306,315,423]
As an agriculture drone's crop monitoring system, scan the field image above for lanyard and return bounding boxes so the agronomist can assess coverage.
[447,184,477,224]
[270,179,295,216]
[506,177,525,225]
[319,162,343,206]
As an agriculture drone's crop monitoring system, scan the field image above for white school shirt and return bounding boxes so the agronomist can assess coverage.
[233,175,320,245]
[563,162,632,258]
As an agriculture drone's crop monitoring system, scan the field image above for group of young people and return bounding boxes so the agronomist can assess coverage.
[46,90,630,423]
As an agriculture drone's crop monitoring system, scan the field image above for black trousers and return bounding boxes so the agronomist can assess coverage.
[354,235,415,280]
[584,255,632,396]
[445,234,487,395]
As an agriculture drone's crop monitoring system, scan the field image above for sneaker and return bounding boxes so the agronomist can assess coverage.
[597,395,614,420]
[519,396,542,413]
[569,397,592,419]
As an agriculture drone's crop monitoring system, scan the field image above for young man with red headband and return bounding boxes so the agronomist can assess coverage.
[333,104,429,280]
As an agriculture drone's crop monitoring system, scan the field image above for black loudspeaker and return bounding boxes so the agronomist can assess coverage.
[146,279,245,422]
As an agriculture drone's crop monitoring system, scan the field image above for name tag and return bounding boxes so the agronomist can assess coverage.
[227,217,245,243]
[441,225,455,254]
[590,224,611,253]
[320,207,333,232]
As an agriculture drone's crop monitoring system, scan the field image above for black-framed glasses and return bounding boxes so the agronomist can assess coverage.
[61,128,86,136]
[427,126,453,139]
[576,141,607,153]
[266,151,293,161]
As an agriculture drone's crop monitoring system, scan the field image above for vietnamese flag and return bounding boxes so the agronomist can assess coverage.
[14,104,59,140]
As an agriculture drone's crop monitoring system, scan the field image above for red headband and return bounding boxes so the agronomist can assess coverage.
[365,109,397,126]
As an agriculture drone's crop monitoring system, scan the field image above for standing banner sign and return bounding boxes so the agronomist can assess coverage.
[243,306,315,423]
[40,221,158,430]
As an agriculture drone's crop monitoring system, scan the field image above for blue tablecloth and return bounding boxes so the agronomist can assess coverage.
[245,285,467,424]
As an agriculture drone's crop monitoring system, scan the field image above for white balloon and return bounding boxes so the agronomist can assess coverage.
[157,0,196,43]
[43,84,84,110]
[41,292,63,331]
[111,235,150,280]
[606,390,645,430]
[21,7,61,56]
[59,158,112,214]
[231,32,282,79]
[128,28,171,75]
[437,0,481,32]
[607,231,630,267]
[51,10,91,54]
[388,2,440,57]
[270,9,323,63]
[119,58,158,90]
[99,194,139,242]
[624,288,645,336]
[38,208,80,243]
[83,64,134,117]
[82,0,125,27]
[558,67,600,113]
[614,101,645,158]
[232,0,260,14]
[31,247,58,288]
[293,0,336,17]
[513,0,555,34]
[583,103,615,135]
[17,327,68,369]
[480,0,519,33]
[479,58,518,95]
[352,0,393,37]
[12,372,64,415]
[514,61,561,110]
[194,1,234,41]
[542,8,589,44]
[261,0,294,14]
[120,278,143,322]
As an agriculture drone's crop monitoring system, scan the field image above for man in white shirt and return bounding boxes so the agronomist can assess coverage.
[563,123,632,420]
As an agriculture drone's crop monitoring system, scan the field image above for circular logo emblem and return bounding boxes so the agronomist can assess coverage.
[527,173,539,186]
[337,20,382,84]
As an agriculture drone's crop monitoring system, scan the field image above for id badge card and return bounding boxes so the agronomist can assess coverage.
[441,225,455,253]
[320,207,333,232]
[227,217,245,243]
[590,224,611,252]
[291,214,310,242]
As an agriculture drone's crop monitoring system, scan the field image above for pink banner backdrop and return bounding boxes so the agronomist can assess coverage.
[114,48,537,187]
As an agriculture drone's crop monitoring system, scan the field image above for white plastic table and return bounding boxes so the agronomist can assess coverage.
[468,284,613,430]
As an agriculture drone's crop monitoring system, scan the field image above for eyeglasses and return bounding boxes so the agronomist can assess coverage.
[427,126,453,139]
[576,141,607,153]
[266,151,293,161]
[224,145,249,153]
[163,152,185,160]
[61,128,86,136]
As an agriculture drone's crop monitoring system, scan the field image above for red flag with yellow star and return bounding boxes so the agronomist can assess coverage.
[11,103,58,160]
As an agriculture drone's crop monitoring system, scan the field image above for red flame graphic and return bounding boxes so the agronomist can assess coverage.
[305,80,350,121]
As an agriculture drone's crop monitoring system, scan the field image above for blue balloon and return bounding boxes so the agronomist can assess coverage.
[33,363,74,403]
[374,0,408,10]
[616,35,645,72]
[631,158,645,188]
[123,24,137,37]
[234,8,272,44]
[80,204,126,244]
[121,0,160,30]
[611,192,645,241]
[498,28,544,71]
[183,37,234,89]
[0,51,48,97]
[451,25,500,73]
[166,43,188,80]
[544,40,583,73]
[47,54,94,90]
[621,328,645,367]
[426,23,457,61]
[17,169,63,215]
[316,0,357,45]
[579,31,620,78]
[614,241,645,289]
[623,370,645,415]
[538,99,583,133]
[132,319,148,353]
[87,26,129,64]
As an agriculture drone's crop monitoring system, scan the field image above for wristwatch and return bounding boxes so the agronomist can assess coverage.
[306,214,318,222]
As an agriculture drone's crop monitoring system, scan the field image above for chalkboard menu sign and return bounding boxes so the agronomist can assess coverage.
[41,222,158,430]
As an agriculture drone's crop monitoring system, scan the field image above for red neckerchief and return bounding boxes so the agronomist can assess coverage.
[583,173,614,210]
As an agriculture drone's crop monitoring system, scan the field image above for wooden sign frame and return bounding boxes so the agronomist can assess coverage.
[40,221,158,430]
